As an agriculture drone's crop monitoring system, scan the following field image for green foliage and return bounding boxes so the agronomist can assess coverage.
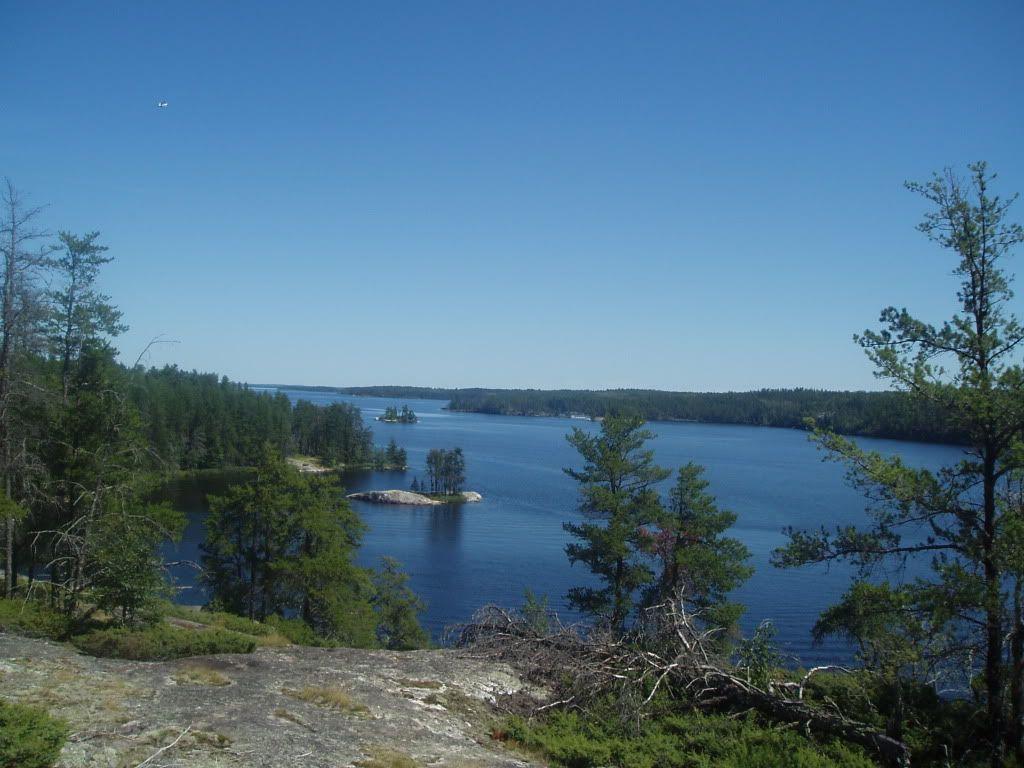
[130,367,292,470]
[71,623,256,660]
[372,557,429,650]
[380,405,417,423]
[642,463,752,640]
[425,447,466,495]
[90,504,184,627]
[735,621,783,690]
[372,438,408,469]
[803,670,986,764]
[563,415,670,634]
[291,399,374,466]
[501,706,875,768]
[0,598,72,640]
[202,449,379,647]
[522,589,551,635]
[263,614,339,647]
[0,700,67,768]
[159,602,279,637]
[772,163,1024,759]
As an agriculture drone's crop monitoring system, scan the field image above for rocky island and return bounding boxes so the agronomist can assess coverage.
[347,489,483,506]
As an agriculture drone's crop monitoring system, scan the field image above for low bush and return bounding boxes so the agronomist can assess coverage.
[0,700,67,768]
[0,598,72,641]
[264,615,339,647]
[500,706,876,768]
[71,624,256,660]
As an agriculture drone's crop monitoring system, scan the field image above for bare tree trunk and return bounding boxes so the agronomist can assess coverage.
[1011,580,1024,761]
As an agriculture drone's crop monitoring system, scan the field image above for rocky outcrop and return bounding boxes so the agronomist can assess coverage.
[347,490,442,506]
[347,490,483,505]
[0,632,539,767]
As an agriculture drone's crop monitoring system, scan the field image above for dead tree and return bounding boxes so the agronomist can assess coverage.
[0,179,53,597]
[454,598,911,767]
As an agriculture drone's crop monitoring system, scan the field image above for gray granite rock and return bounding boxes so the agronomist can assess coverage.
[0,632,540,768]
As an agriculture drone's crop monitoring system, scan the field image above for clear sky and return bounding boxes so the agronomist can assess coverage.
[2,1,1022,391]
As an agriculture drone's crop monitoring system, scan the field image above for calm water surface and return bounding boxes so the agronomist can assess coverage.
[162,390,964,666]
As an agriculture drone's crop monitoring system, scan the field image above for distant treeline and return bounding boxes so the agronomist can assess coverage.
[130,368,378,470]
[321,386,963,444]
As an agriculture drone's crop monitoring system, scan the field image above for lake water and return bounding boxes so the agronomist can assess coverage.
[162,389,964,666]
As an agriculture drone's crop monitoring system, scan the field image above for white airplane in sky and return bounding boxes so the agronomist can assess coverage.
[156,100,169,108]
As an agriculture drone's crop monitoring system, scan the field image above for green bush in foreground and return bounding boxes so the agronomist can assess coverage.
[263,614,340,647]
[71,624,256,660]
[0,700,66,768]
[0,598,72,641]
[501,707,876,768]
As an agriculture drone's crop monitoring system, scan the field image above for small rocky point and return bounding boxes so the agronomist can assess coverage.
[347,490,483,506]
[0,632,539,767]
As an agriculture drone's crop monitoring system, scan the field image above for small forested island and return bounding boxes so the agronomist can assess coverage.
[376,404,418,423]
[353,447,479,504]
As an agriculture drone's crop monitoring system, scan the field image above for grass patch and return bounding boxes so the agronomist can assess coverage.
[172,664,231,686]
[0,699,67,768]
[354,747,420,768]
[272,708,314,730]
[72,624,256,660]
[160,602,276,636]
[424,493,469,504]
[395,677,443,690]
[282,685,370,715]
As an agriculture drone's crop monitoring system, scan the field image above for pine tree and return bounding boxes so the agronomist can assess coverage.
[642,463,751,640]
[773,163,1024,762]
[563,415,669,634]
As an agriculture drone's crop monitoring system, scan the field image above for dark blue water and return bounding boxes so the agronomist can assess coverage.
[163,389,964,666]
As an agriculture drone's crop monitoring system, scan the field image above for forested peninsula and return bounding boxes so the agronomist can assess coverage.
[275,385,963,444]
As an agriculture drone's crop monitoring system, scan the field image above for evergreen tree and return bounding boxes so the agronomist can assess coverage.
[773,163,1024,763]
[642,463,752,640]
[372,556,429,650]
[202,449,377,644]
[47,232,124,402]
[563,415,669,635]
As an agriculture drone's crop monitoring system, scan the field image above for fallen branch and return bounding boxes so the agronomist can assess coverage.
[135,724,192,768]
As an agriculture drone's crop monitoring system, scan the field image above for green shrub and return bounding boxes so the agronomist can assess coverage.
[264,615,339,647]
[71,624,256,660]
[501,706,876,768]
[0,598,72,641]
[0,700,66,768]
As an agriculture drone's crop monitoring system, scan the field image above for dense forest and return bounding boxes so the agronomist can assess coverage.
[126,369,388,471]
[130,368,292,469]
[302,385,963,444]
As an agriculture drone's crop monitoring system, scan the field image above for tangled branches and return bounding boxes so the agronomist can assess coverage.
[453,599,910,767]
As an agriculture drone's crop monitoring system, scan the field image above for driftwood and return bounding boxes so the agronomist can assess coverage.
[453,600,910,767]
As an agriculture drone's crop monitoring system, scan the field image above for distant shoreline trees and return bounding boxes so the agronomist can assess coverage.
[322,385,963,445]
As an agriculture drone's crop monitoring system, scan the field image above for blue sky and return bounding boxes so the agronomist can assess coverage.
[2,1,1021,391]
